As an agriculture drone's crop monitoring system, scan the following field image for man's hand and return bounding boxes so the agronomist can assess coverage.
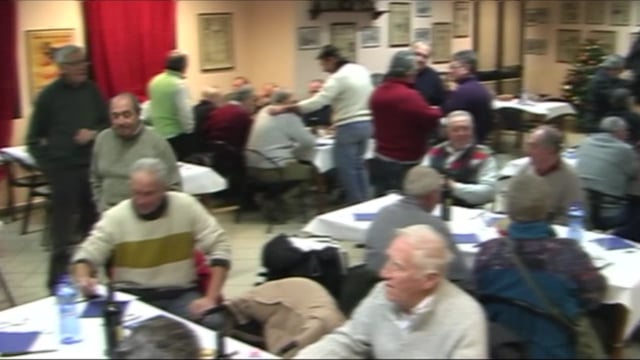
[76,276,98,297]
[188,296,217,318]
[74,129,97,145]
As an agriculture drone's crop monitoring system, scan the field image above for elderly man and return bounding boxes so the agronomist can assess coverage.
[72,158,231,320]
[193,87,224,133]
[302,79,332,128]
[297,225,487,359]
[256,82,279,110]
[370,50,442,196]
[26,44,108,293]
[422,110,497,207]
[231,76,250,90]
[364,165,470,285]
[585,55,629,132]
[443,50,493,144]
[605,88,640,145]
[116,316,200,359]
[576,117,638,228]
[412,41,446,106]
[270,45,374,204]
[518,125,583,224]
[147,51,195,160]
[203,85,255,150]
[91,92,181,213]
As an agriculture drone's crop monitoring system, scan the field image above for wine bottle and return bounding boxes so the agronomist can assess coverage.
[441,176,452,221]
[103,281,123,358]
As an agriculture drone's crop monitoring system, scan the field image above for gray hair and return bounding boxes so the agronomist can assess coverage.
[600,54,625,69]
[53,45,83,64]
[412,41,431,51]
[111,92,141,114]
[599,116,627,133]
[403,165,442,197]
[386,50,417,78]
[228,85,255,103]
[446,110,474,127]
[270,88,293,105]
[201,86,221,100]
[452,50,478,73]
[507,172,551,222]
[395,225,454,275]
[531,125,563,153]
[116,316,200,359]
[130,158,169,187]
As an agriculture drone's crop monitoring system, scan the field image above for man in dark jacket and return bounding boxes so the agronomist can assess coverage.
[192,87,223,152]
[25,44,109,293]
[625,35,640,103]
[412,41,446,106]
[585,55,628,132]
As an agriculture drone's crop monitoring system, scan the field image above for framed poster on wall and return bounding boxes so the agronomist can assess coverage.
[584,1,606,25]
[297,27,321,50]
[609,1,630,26]
[556,29,581,63]
[524,39,548,55]
[360,26,380,48]
[414,28,431,42]
[453,1,470,38]
[588,30,617,55]
[388,2,411,47]
[330,23,357,61]
[559,1,580,24]
[197,13,234,71]
[415,0,431,17]
[25,28,75,102]
[431,23,452,63]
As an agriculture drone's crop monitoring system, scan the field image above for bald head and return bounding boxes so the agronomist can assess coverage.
[201,87,223,106]
[412,41,431,69]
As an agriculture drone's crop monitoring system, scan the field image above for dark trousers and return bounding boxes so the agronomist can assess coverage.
[370,157,418,197]
[45,167,97,292]
[168,133,195,161]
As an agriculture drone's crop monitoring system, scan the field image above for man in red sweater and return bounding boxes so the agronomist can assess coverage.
[370,50,442,196]
[203,85,255,151]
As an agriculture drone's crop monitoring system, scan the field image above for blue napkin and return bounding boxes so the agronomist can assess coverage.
[453,233,480,244]
[353,212,376,221]
[592,236,636,251]
[81,300,130,318]
[0,331,40,353]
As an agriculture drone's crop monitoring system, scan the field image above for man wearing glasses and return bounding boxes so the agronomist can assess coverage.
[26,44,109,294]
[412,41,446,107]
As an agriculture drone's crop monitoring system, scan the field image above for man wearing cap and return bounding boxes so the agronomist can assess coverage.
[369,50,442,196]
[269,45,374,204]
[585,54,629,132]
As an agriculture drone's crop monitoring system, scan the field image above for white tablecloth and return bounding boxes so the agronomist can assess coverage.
[0,295,276,359]
[493,99,577,119]
[0,146,227,195]
[313,138,375,173]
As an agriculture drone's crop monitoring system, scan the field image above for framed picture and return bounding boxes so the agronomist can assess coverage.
[414,28,431,42]
[524,39,548,55]
[453,1,470,38]
[556,29,581,63]
[535,8,550,24]
[25,28,75,102]
[297,27,321,50]
[632,32,640,46]
[525,8,539,26]
[584,1,605,25]
[431,22,452,64]
[588,30,617,55]
[388,2,411,47]
[197,13,234,71]
[414,0,431,17]
[330,23,357,61]
[559,1,580,24]
[360,26,380,48]
[609,1,630,26]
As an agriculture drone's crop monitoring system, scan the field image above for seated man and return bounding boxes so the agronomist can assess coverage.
[255,82,279,111]
[72,158,232,320]
[577,116,638,228]
[605,88,640,145]
[364,165,470,286]
[296,225,488,359]
[422,110,497,207]
[116,316,200,359]
[302,79,332,128]
[193,86,224,134]
[91,92,181,213]
[474,172,606,359]
[203,85,255,151]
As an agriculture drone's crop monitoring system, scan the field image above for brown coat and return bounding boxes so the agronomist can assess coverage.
[224,277,345,358]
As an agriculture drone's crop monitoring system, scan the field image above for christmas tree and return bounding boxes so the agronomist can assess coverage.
[561,39,608,116]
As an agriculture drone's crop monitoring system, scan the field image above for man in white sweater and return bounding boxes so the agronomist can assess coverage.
[270,45,373,204]
[296,225,488,359]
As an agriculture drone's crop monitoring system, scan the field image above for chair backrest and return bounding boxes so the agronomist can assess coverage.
[495,108,526,132]
[205,140,246,179]
[584,188,627,230]
[337,263,380,317]
[0,150,43,186]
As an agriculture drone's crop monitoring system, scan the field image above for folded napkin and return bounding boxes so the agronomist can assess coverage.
[0,331,40,353]
[592,236,636,251]
[81,300,130,318]
[353,213,376,221]
[453,233,480,244]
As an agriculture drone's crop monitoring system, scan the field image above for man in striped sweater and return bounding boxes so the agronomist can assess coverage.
[71,158,231,320]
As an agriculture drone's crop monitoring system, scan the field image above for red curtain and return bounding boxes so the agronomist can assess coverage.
[0,0,17,151]
[83,0,176,99]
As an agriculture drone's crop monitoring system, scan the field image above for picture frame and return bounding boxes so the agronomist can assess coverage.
[330,23,357,61]
[535,8,550,24]
[556,29,581,63]
[453,1,470,38]
[297,27,321,50]
[584,1,605,25]
[25,28,75,102]
[360,26,380,48]
[197,13,234,71]
[388,2,411,47]
[609,1,630,26]
[588,30,617,55]
[525,8,539,26]
[431,22,452,64]
[414,0,431,17]
[559,1,580,24]
[414,28,431,42]
[632,32,640,46]
[524,39,548,55]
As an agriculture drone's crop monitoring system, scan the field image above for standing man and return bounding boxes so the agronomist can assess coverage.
[270,45,374,204]
[412,41,446,106]
[147,50,194,160]
[26,44,109,293]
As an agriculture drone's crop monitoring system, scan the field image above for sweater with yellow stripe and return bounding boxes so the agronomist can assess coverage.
[72,191,231,289]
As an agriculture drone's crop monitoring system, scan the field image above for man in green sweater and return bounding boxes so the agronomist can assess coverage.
[91,92,181,213]
[25,44,109,293]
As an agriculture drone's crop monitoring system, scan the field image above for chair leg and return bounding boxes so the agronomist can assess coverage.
[0,264,16,307]
[20,190,36,235]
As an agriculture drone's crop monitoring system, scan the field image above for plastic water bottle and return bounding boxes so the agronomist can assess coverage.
[519,89,528,104]
[567,203,585,243]
[56,275,82,344]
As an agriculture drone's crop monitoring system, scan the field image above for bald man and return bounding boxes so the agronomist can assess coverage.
[412,41,446,106]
